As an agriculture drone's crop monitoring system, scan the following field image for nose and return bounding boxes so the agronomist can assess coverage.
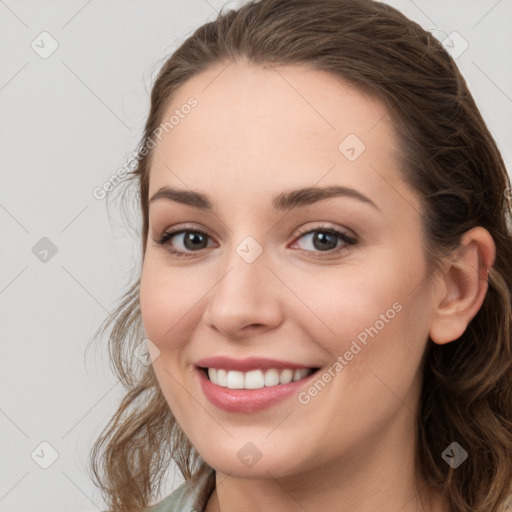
[203,246,284,339]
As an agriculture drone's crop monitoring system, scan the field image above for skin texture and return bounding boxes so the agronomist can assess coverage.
[139,60,496,512]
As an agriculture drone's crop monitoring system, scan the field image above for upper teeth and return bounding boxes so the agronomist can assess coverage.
[207,368,313,389]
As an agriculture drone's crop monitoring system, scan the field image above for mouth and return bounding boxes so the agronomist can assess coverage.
[197,366,321,390]
[195,363,322,413]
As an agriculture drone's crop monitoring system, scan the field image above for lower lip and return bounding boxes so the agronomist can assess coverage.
[196,367,319,413]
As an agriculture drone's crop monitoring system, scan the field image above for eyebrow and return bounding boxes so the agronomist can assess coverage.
[149,185,381,212]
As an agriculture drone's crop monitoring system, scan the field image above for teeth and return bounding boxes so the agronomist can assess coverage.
[226,370,245,389]
[245,369,265,389]
[264,369,280,387]
[279,369,293,384]
[206,367,313,389]
[216,369,227,387]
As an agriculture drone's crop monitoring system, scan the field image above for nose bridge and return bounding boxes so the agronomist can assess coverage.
[205,234,282,334]
[213,234,269,308]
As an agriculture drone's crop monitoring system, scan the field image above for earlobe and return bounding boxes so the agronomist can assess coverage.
[429,227,496,345]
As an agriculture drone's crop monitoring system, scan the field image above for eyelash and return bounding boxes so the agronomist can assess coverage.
[153,225,358,260]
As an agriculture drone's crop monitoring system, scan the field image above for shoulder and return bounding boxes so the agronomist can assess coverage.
[145,467,216,512]
[145,481,191,512]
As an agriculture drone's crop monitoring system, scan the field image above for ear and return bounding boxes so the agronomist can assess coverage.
[429,227,496,345]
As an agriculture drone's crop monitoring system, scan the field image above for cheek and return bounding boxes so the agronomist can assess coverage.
[139,265,170,343]
[139,260,198,416]
[288,256,427,401]
[287,265,399,355]
[139,258,196,350]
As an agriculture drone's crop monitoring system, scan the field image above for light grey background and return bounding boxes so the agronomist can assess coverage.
[1,1,511,510]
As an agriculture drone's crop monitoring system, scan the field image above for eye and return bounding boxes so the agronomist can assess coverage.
[153,228,215,258]
[290,225,358,256]
[152,224,358,259]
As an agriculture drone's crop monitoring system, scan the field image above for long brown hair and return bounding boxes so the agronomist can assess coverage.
[88,1,512,511]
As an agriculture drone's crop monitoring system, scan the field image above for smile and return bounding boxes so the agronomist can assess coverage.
[204,367,317,389]
[195,364,321,413]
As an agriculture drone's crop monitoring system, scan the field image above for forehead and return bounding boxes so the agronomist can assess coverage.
[148,61,420,217]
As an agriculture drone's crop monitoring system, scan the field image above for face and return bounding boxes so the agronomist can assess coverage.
[139,60,434,480]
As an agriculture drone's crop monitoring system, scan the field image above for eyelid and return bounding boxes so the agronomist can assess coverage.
[153,221,353,240]
[293,223,356,241]
[153,221,212,238]
[152,223,216,246]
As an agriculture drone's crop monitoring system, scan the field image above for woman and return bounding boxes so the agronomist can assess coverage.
[88,0,512,511]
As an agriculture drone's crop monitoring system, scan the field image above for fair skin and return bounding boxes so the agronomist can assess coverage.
[139,60,495,512]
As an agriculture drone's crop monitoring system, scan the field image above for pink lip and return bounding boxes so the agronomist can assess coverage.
[195,356,315,372]
[195,366,320,413]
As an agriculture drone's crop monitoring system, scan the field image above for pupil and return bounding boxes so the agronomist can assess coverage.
[314,232,337,251]
[184,232,206,250]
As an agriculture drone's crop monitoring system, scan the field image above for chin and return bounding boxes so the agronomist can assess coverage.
[197,441,306,480]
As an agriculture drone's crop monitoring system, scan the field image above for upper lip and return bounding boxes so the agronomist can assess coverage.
[195,356,318,372]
